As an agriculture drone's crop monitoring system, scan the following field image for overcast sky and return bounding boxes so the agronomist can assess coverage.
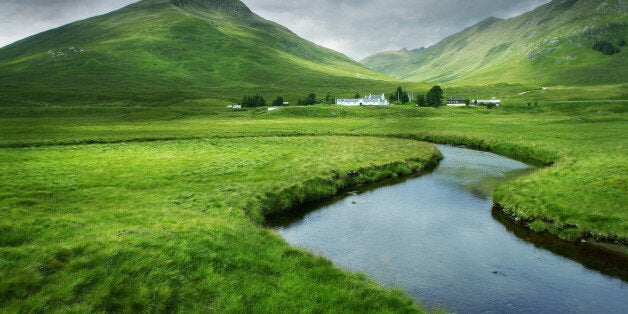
[0,0,550,60]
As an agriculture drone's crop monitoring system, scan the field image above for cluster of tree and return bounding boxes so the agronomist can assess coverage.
[416,86,444,107]
[388,86,410,104]
[272,96,284,107]
[242,92,337,107]
[593,41,620,55]
[298,93,319,106]
[241,95,266,107]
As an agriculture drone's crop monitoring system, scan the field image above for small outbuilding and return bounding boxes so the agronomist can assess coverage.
[447,97,467,106]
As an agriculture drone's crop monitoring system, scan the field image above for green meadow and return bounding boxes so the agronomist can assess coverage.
[0,135,438,312]
[0,101,626,311]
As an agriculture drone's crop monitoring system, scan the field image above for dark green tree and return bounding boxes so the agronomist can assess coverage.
[401,92,409,104]
[242,95,266,107]
[272,96,284,107]
[325,93,332,103]
[425,86,444,107]
[416,94,426,107]
[241,95,251,107]
[255,95,266,107]
[392,86,410,104]
[354,93,361,99]
[307,93,316,105]
[298,93,317,106]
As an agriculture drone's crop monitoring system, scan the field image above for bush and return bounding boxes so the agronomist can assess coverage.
[272,96,284,107]
[298,93,318,106]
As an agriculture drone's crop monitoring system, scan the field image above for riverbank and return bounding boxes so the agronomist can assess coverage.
[492,204,627,281]
[274,144,627,313]
[247,153,442,224]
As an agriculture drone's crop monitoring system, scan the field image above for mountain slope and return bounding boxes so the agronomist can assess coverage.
[360,48,424,75]
[361,0,627,85]
[0,0,396,105]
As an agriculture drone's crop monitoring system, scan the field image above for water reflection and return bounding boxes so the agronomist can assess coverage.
[273,145,628,313]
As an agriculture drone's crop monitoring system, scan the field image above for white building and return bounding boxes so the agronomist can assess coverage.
[473,99,501,106]
[447,97,467,107]
[336,94,389,106]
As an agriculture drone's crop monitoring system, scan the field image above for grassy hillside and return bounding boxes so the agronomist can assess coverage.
[361,0,627,86]
[0,0,410,106]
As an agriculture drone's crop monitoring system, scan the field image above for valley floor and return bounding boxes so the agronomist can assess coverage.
[0,102,626,311]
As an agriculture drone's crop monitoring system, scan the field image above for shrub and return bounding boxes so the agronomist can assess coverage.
[272,96,284,107]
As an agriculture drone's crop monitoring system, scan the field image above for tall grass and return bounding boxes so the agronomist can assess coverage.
[0,136,437,312]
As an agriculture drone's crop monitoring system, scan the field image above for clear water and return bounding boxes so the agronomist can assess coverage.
[275,145,628,313]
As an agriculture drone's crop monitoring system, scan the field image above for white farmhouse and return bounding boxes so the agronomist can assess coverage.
[336,94,389,106]
[473,99,501,106]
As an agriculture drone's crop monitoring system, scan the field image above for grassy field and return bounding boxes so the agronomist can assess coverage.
[0,135,439,312]
[0,101,626,311]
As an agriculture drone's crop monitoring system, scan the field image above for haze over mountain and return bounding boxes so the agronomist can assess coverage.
[361,0,627,86]
[0,0,397,105]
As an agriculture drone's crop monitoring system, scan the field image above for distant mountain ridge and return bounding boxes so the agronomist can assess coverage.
[0,0,394,105]
[360,48,424,75]
[361,0,627,85]
[142,0,252,15]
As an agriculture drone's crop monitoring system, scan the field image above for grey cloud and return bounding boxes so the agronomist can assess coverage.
[0,0,136,47]
[243,0,551,60]
[0,0,550,60]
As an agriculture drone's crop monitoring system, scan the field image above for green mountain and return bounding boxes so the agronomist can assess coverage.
[360,48,424,76]
[361,0,627,85]
[0,0,396,105]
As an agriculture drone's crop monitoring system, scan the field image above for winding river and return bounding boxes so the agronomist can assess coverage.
[272,145,627,313]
